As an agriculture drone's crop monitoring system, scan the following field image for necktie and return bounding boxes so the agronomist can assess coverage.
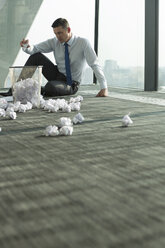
[64,42,72,86]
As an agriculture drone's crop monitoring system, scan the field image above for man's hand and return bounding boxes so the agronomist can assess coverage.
[20,38,30,48]
[96,88,108,97]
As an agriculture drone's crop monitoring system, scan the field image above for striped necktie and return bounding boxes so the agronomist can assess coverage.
[64,42,72,86]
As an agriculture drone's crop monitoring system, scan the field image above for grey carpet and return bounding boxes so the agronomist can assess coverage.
[0,85,165,248]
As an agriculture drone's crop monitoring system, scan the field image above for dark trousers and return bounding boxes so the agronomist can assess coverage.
[23,53,79,97]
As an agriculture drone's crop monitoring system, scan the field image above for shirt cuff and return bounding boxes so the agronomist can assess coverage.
[22,45,34,54]
[100,80,108,89]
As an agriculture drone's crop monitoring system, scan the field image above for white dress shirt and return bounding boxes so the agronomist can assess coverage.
[23,34,107,89]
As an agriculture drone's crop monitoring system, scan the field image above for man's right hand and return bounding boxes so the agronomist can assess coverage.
[96,88,108,97]
[20,38,30,48]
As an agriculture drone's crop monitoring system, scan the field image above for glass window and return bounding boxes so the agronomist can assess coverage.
[98,0,144,89]
[159,0,165,90]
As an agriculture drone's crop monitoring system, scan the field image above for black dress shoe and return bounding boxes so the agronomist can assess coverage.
[0,88,12,96]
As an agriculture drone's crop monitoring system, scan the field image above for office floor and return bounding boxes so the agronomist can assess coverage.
[0,85,165,248]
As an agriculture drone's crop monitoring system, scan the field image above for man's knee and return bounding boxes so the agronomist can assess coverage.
[26,53,44,66]
[29,52,42,59]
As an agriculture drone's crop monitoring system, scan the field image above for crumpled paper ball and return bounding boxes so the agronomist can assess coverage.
[69,95,83,103]
[5,107,17,120]
[25,102,33,110]
[122,113,133,127]
[44,125,59,136]
[59,117,72,127]
[62,102,71,112]
[0,99,8,109]
[56,99,68,110]
[73,113,84,124]
[43,100,59,112]
[59,126,73,136]
[6,106,14,113]
[0,108,6,117]
[8,111,17,120]
[18,104,27,113]
[43,99,60,112]
[48,105,59,113]
[69,102,81,111]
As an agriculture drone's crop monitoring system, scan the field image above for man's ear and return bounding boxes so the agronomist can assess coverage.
[68,27,71,33]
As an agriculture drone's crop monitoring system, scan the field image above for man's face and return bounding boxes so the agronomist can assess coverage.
[53,26,71,43]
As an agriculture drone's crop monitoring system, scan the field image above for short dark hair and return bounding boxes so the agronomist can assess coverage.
[51,18,69,29]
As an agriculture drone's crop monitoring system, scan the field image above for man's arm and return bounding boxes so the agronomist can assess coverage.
[20,38,54,55]
[83,39,108,97]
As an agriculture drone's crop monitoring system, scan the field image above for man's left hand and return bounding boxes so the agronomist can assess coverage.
[96,88,108,97]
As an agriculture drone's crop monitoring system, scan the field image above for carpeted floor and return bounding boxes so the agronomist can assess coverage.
[0,85,165,248]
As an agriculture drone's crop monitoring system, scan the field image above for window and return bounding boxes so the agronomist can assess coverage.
[98,0,144,89]
[159,0,165,90]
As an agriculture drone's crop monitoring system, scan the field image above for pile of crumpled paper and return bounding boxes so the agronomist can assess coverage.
[13,78,40,107]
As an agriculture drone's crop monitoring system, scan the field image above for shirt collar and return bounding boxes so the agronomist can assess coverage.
[62,34,74,46]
